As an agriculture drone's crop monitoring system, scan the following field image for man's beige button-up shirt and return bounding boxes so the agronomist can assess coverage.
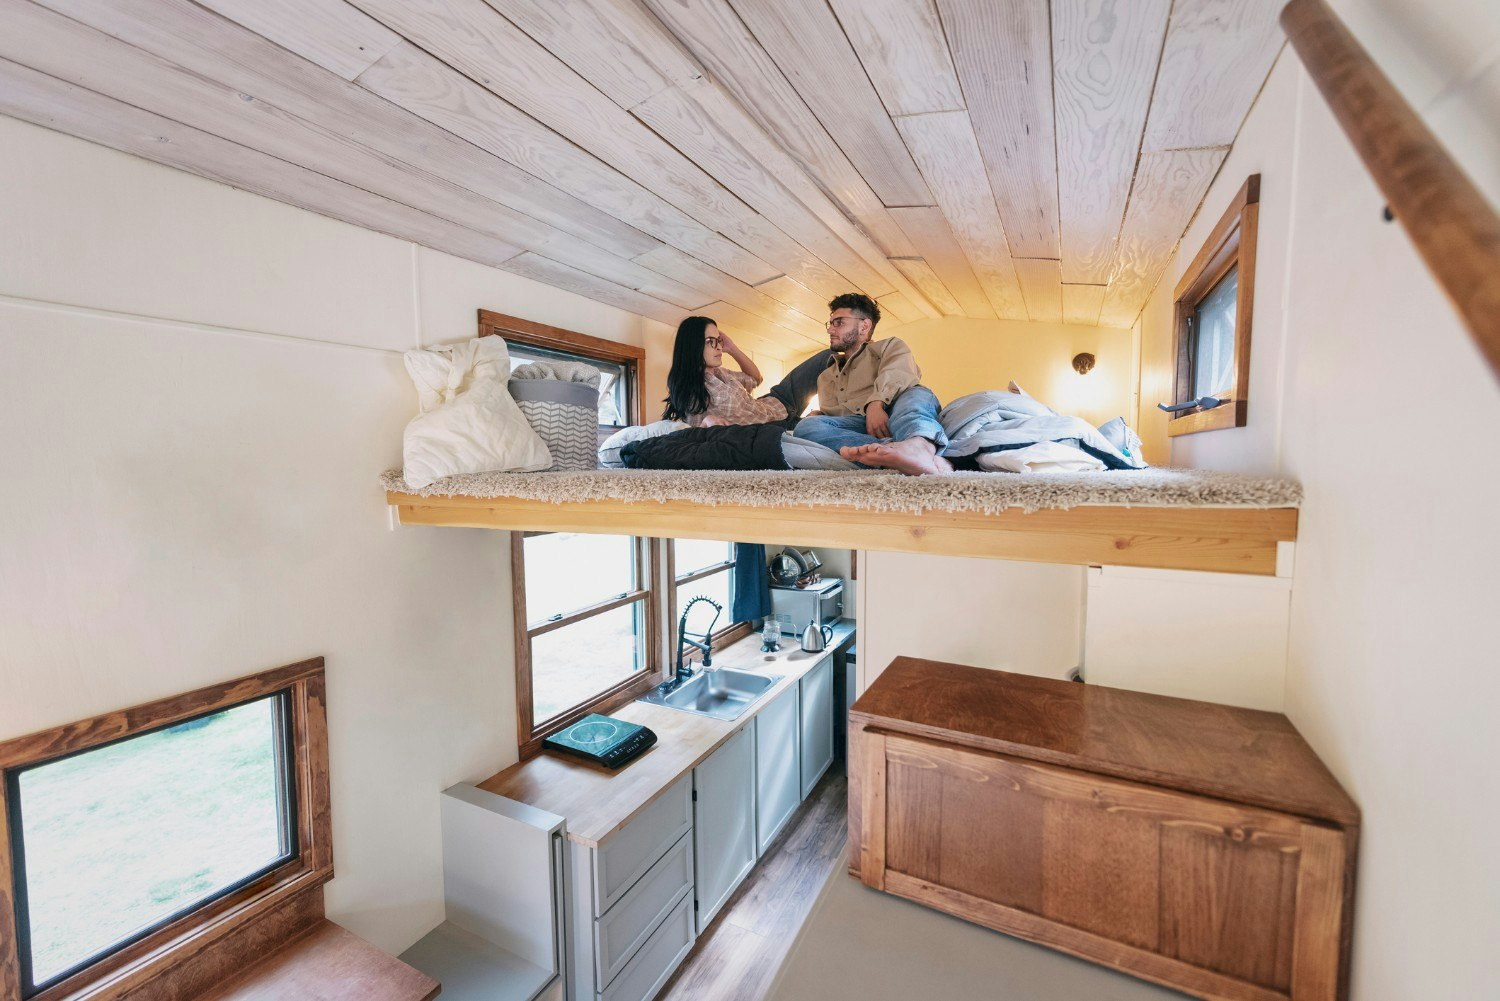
[815,337,922,417]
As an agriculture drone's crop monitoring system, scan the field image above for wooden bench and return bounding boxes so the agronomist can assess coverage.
[848,657,1359,1001]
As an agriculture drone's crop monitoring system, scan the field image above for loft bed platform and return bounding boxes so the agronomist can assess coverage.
[382,468,1300,576]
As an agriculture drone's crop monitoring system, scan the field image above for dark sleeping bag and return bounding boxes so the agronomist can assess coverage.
[621,422,789,471]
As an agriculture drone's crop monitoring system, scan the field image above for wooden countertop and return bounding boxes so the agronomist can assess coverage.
[480,622,855,847]
[851,656,1359,827]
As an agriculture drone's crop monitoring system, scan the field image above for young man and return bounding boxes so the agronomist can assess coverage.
[793,293,952,475]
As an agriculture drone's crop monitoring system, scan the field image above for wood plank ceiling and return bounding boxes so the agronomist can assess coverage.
[0,0,1284,354]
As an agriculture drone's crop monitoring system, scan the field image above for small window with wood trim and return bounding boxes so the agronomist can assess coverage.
[669,540,752,654]
[479,309,646,433]
[0,659,332,1001]
[513,533,662,757]
[1168,175,1260,436]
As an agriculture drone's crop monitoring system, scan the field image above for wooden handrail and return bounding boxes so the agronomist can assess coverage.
[1282,0,1500,383]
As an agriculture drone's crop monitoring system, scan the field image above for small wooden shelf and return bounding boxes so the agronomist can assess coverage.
[386,490,1297,577]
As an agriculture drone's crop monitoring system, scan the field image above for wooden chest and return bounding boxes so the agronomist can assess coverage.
[848,658,1359,1001]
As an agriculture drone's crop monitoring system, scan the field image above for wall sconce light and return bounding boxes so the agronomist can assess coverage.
[1072,352,1096,375]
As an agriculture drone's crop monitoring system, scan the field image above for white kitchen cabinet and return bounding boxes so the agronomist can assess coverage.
[799,655,834,799]
[691,725,756,933]
[754,683,801,856]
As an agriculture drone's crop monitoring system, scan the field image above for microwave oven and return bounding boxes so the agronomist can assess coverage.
[769,577,843,636]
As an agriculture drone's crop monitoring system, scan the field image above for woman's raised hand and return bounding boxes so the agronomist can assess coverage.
[716,330,740,356]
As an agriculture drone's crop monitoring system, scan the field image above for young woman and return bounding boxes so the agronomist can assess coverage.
[662,315,791,427]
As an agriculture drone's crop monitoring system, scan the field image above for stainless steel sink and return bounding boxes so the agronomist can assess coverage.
[638,669,782,721]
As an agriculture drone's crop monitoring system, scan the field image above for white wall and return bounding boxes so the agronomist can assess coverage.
[1137,7,1500,996]
[0,115,668,954]
[858,552,1084,689]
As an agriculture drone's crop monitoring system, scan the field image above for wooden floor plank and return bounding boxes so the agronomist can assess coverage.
[658,772,848,1001]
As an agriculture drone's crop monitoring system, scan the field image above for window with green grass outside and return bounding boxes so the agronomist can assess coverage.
[7,693,297,997]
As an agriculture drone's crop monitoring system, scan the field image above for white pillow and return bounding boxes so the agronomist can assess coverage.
[599,420,688,468]
[402,337,551,489]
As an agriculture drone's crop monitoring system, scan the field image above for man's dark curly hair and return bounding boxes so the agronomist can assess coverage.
[828,292,880,330]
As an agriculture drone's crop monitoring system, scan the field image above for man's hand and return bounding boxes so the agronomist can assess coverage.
[865,400,891,438]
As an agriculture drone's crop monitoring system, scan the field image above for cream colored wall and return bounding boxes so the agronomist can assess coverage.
[888,316,1135,428]
[1136,7,1500,996]
[0,115,667,955]
[858,552,1084,688]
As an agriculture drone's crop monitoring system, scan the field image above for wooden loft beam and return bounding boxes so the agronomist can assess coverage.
[1282,0,1500,383]
[386,491,1298,576]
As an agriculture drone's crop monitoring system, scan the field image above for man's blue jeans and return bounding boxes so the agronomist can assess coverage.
[793,386,948,462]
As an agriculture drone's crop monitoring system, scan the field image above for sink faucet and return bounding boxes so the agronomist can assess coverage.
[672,596,722,689]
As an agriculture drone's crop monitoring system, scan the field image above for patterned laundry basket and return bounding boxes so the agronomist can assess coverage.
[507,378,599,470]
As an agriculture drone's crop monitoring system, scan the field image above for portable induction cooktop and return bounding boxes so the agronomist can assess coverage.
[543,713,657,769]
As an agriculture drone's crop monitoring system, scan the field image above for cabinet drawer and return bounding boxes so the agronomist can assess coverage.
[595,774,693,913]
[597,893,694,1001]
[595,831,693,990]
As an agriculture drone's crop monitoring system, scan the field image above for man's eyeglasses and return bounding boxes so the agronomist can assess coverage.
[826,317,860,330]
[705,336,722,348]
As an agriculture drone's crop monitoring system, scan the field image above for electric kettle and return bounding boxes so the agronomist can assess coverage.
[800,620,834,653]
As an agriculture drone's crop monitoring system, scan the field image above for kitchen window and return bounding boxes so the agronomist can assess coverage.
[513,532,662,757]
[1169,174,1260,436]
[0,659,332,1000]
[668,540,751,654]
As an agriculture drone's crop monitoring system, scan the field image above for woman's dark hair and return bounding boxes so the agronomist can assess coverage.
[662,315,716,420]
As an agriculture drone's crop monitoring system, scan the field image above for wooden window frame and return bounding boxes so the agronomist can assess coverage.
[513,534,663,760]
[666,542,754,660]
[478,309,647,429]
[1169,175,1260,437]
[0,659,333,1001]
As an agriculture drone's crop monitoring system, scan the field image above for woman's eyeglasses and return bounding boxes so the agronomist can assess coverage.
[705,337,722,348]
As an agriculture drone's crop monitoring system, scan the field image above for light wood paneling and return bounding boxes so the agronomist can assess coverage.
[476,0,679,109]
[888,206,996,318]
[635,247,824,339]
[1053,0,1173,284]
[827,0,964,116]
[389,490,1299,577]
[473,0,930,307]
[876,292,924,325]
[697,301,826,352]
[726,0,933,207]
[502,253,685,325]
[3,0,1285,334]
[631,80,892,294]
[192,0,401,82]
[753,276,828,324]
[1062,284,1107,326]
[0,59,523,269]
[356,41,778,283]
[346,0,754,234]
[640,0,928,261]
[894,111,1028,319]
[937,0,1060,259]
[1143,0,1286,151]
[890,259,964,316]
[33,0,662,262]
[4,0,695,314]
[1013,258,1064,324]
[1100,147,1228,328]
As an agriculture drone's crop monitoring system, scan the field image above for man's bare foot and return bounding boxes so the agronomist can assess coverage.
[838,437,952,476]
